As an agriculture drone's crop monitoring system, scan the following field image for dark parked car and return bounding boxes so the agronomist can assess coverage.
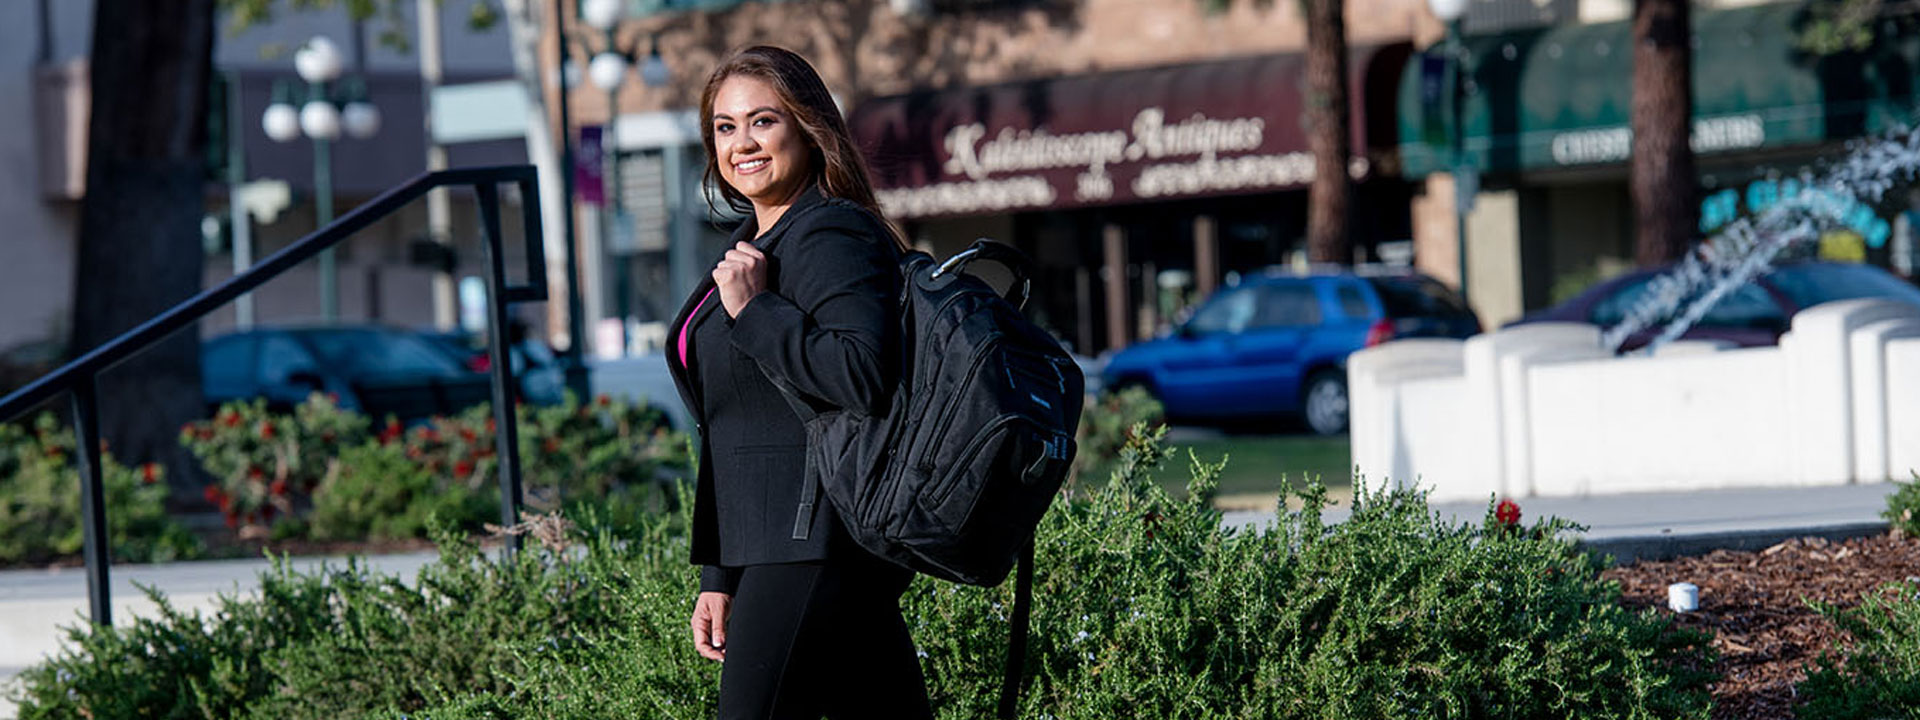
[1101,268,1480,435]
[1511,262,1920,351]
[203,326,493,422]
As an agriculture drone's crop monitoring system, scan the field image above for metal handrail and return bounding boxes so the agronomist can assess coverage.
[0,164,548,626]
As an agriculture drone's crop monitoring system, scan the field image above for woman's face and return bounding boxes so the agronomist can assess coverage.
[710,75,812,211]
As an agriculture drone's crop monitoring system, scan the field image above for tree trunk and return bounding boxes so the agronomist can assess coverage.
[1304,0,1352,264]
[1630,0,1695,265]
[69,0,216,502]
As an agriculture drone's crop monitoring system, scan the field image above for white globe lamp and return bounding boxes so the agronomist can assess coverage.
[300,100,342,141]
[342,101,381,139]
[262,102,301,143]
[293,37,345,84]
[1428,0,1468,22]
[639,48,669,88]
[588,52,628,91]
[582,0,624,30]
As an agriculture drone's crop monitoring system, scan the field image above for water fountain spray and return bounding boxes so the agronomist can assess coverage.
[1603,127,1920,352]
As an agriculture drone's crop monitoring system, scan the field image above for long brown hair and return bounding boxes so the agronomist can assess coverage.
[699,46,908,251]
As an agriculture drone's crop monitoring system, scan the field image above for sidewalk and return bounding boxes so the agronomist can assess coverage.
[1222,481,1900,564]
[0,482,1903,718]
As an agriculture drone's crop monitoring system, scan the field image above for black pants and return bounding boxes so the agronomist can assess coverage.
[718,551,934,720]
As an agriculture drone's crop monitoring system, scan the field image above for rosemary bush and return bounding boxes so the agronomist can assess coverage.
[9,426,1714,719]
[1795,580,1920,719]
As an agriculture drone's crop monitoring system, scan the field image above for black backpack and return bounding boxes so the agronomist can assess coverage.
[770,237,1084,718]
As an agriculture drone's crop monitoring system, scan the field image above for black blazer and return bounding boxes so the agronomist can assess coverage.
[664,186,902,595]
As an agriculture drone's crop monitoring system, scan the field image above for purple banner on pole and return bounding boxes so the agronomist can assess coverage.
[577,125,606,207]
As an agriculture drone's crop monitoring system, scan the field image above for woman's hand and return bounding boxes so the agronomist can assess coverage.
[713,242,767,318]
[691,591,732,662]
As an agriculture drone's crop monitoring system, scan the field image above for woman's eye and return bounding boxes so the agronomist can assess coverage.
[752,116,775,127]
[715,122,734,134]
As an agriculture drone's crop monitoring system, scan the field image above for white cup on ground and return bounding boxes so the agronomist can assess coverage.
[1667,582,1699,612]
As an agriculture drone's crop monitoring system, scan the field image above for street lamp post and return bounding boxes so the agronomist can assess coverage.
[262,37,381,323]
[576,0,670,355]
[1428,0,1472,305]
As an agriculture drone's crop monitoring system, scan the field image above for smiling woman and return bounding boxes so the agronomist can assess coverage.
[669,46,931,719]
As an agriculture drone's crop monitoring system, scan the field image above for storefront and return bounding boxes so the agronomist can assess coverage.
[850,44,1415,354]
[1397,2,1920,319]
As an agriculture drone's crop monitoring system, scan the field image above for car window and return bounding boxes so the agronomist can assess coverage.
[300,329,462,377]
[202,336,257,396]
[1699,282,1785,329]
[1367,276,1469,318]
[258,335,317,386]
[1335,283,1372,319]
[1592,275,1783,330]
[1187,287,1256,335]
[1253,284,1323,328]
[1766,264,1920,309]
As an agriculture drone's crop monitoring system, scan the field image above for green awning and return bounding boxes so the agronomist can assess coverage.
[1397,3,1920,176]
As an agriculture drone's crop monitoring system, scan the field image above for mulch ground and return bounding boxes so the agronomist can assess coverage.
[1602,531,1920,719]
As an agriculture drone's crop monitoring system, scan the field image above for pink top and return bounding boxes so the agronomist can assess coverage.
[678,287,717,367]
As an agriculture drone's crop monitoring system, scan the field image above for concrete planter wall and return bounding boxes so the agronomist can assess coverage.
[1350,299,1920,503]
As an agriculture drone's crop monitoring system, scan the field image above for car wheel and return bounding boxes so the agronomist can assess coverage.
[1303,371,1349,436]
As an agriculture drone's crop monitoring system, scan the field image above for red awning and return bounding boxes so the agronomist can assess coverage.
[848,44,1411,220]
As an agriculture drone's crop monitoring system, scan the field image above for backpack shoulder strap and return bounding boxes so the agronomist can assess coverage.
[997,539,1035,719]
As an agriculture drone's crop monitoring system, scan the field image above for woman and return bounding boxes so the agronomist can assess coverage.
[663,46,933,719]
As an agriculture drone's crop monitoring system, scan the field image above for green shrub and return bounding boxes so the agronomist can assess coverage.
[1795,580,1920,719]
[10,427,1714,719]
[180,395,369,532]
[308,442,498,541]
[183,393,691,541]
[1884,472,1920,537]
[1070,385,1166,486]
[0,413,200,565]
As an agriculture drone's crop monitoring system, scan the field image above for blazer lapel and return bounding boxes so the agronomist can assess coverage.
[662,184,831,429]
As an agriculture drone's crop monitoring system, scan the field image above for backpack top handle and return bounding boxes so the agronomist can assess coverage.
[930,238,1034,310]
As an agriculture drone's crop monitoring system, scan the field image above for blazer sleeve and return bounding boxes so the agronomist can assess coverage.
[728,209,899,416]
[700,565,743,595]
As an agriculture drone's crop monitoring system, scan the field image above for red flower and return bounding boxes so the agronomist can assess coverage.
[542,437,561,454]
[257,421,276,440]
[454,459,474,476]
[269,479,289,497]
[224,513,239,529]
[203,485,226,503]
[485,418,497,434]
[140,464,160,485]
[459,427,477,443]
[320,430,336,444]
[247,467,265,481]
[326,392,340,404]
[596,394,611,407]
[219,410,241,428]
[1495,498,1522,527]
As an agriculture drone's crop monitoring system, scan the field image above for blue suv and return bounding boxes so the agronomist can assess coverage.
[1101,268,1480,434]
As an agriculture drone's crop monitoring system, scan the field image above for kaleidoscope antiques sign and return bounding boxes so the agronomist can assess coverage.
[849,52,1366,220]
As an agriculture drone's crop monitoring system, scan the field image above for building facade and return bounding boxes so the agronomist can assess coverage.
[2,0,531,378]
[552,0,1445,356]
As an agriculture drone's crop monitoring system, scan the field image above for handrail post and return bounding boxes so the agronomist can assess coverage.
[70,378,113,626]
[478,182,526,557]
